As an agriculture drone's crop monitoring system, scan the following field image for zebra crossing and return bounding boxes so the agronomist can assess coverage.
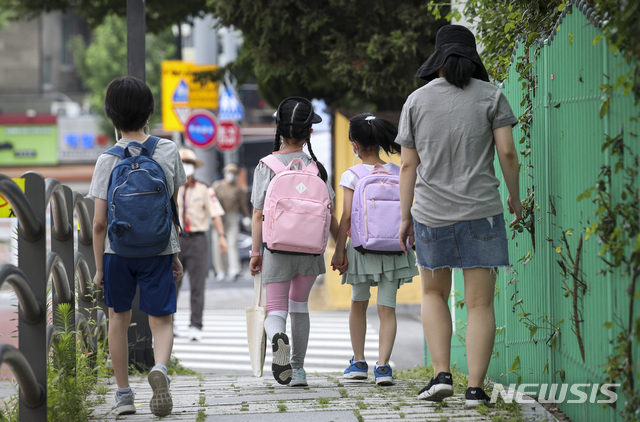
[172,310,393,374]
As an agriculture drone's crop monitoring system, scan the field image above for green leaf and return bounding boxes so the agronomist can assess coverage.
[529,326,538,339]
[558,3,566,12]
[600,98,610,119]
[510,355,520,372]
[505,22,515,33]
[593,34,604,46]
[604,321,613,329]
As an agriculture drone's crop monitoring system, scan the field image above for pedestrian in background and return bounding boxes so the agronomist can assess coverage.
[90,76,186,417]
[396,25,522,407]
[213,163,251,281]
[176,148,227,342]
[331,113,419,386]
[249,97,339,387]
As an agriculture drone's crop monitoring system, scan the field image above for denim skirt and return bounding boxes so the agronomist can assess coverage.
[413,213,509,270]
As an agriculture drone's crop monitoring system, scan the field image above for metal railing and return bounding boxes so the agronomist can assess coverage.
[0,172,103,421]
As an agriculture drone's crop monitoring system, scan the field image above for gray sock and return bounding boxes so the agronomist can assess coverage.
[290,312,310,368]
[264,314,286,343]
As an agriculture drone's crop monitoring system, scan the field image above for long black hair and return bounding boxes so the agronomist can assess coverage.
[348,113,401,155]
[442,54,475,89]
[273,98,328,182]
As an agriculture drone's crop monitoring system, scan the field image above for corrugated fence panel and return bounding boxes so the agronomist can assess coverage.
[449,4,639,422]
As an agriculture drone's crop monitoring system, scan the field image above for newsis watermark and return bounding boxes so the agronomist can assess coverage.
[490,383,620,404]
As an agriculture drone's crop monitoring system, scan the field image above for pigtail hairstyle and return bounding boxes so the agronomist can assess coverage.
[274,98,328,182]
[349,113,401,155]
[442,54,475,89]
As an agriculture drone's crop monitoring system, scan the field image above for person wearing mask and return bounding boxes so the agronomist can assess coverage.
[213,163,251,281]
[176,149,227,341]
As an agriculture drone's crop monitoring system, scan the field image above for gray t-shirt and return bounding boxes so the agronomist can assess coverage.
[395,77,518,227]
[88,137,187,255]
[251,151,335,283]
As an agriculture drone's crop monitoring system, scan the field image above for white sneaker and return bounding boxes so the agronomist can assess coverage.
[173,324,180,337]
[216,272,226,282]
[188,326,202,342]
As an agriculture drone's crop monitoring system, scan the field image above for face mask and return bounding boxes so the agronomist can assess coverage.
[224,172,236,183]
[183,163,195,177]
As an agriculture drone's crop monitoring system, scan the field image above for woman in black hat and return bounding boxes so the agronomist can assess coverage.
[396,25,522,407]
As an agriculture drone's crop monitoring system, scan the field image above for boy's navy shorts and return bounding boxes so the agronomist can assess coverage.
[103,253,176,316]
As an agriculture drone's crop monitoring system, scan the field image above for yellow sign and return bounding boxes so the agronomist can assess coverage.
[0,178,25,218]
[161,61,219,131]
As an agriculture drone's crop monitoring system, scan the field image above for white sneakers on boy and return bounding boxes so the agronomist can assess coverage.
[189,326,203,342]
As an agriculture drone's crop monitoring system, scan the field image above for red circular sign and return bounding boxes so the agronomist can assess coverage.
[185,110,219,149]
[215,121,242,152]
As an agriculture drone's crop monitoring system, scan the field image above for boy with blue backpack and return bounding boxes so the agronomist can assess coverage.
[331,113,419,386]
[89,76,187,417]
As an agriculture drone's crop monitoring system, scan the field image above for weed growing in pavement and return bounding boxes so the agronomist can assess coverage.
[356,400,367,410]
[199,395,206,407]
[353,409,364,422]
[434,402,444,413]
[317,397,331,405]
[338,388,348,398]
[399,412,405,419]
[277,403,286,412]
[196,408,206,422]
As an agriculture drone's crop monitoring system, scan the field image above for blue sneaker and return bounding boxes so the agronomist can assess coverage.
[374,364,395,386]
[343,357,368,380]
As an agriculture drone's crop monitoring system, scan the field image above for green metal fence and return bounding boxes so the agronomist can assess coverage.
[444,4,639,421]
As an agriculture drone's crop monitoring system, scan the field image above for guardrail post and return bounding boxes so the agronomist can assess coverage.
[51,185,75,338]
[18,172,47,421]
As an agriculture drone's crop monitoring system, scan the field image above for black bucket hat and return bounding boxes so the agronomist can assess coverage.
[415,25,489,83]
[273,96,322,126]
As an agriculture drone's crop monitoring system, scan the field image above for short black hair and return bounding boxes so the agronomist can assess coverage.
[442,55,475,89]
[349,113,401,155]
[104,76,155,132]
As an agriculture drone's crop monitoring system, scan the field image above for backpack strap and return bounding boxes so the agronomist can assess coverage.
[103,136,161,159]
[388,162,400,176]
[348,164,370,179]
[260,155,288,174]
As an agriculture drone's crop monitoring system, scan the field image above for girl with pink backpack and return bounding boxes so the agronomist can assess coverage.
[331,113,419,386]
[250,97,339,387]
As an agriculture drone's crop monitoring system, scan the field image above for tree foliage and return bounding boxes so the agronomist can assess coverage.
[0,0,207,33]
[70,14,176,136]
[208,0,448,110]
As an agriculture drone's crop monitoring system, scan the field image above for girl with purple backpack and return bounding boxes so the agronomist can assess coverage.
[250,97,339,387]
[331,113,419,386]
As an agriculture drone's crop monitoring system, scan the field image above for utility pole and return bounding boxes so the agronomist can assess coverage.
[126,0,154,371]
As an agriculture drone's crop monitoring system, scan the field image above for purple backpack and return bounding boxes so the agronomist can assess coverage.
[349,163,403,254]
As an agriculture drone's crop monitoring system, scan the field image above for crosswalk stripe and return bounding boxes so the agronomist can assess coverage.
[172,310,392,373]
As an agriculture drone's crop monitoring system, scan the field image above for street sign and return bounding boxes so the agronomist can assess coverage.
[216,121,242,152]
[0,178,25,218]
[161,61,219,131]
[218,86,244,121]
[185,110,219,150]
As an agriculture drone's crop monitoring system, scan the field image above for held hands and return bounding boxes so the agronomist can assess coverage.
[331,250,348,275]
[507,194,523,227]
[93,270,104,289]
[399,218,414,256]
[173,255,184,282]
[250,256,262,276]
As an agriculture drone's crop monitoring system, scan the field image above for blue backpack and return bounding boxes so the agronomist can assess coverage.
[104,136,179,258]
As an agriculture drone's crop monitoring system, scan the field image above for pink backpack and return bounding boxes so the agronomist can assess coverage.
[261,155,331,255]
[350,163,404,254]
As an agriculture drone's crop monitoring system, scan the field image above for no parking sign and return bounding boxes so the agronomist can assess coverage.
[185,110,219,149]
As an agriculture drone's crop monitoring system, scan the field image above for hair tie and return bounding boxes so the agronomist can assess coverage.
[365,115,376,125]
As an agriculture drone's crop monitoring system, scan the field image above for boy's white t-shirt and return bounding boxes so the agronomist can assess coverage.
[339,162,393,190]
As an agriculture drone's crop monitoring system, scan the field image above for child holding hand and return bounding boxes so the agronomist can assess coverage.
[331,113,419,386]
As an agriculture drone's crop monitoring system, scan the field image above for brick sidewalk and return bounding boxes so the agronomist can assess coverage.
[89,373,557,421]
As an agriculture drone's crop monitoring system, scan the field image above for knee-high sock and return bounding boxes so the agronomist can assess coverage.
[290,299,310,368]
[264,312,287,343]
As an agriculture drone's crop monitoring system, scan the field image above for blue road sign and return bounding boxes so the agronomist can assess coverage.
[218,87,244,121]
[185,110,218,149]
[173,79,189,103]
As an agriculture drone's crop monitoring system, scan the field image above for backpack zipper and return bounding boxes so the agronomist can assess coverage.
[120,189,161,197]
[111,169,168,214]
